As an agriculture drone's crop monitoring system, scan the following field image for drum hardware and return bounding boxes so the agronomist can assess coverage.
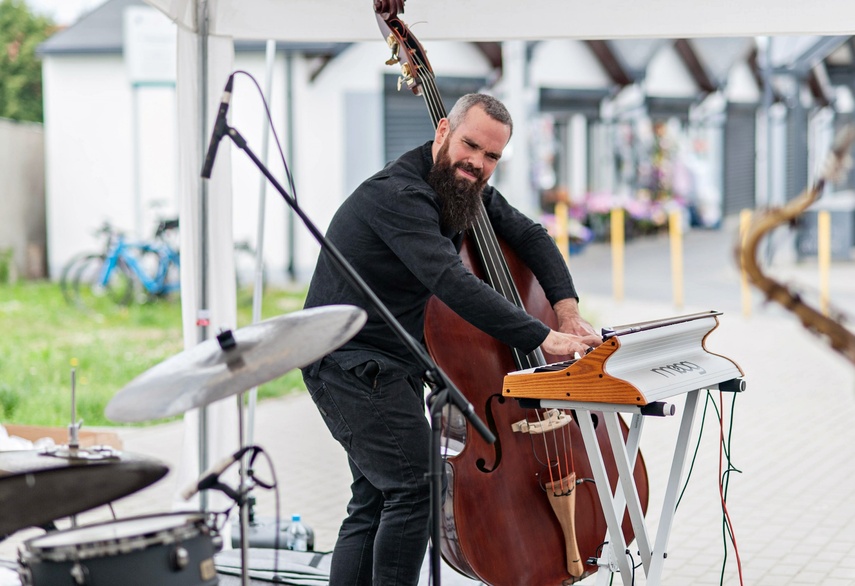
[40,444,120,461]
[38,370,122,464]
[172,545,190,570]
[69,562,85,584]
[68,368,82,451]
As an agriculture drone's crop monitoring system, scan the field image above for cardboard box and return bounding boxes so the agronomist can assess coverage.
[3,425,123,450]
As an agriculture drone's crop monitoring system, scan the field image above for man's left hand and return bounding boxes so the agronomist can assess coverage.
[553,298,600,346]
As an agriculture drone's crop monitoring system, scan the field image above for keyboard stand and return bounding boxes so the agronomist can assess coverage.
[535,388,704,586]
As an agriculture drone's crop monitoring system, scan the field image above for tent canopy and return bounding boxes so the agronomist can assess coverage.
[146,0,855,41]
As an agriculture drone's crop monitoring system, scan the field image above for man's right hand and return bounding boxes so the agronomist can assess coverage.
[541,329,603,359]
[374,0,405,17]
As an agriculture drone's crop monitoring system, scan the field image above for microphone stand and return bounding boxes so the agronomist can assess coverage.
[207,123,495,586]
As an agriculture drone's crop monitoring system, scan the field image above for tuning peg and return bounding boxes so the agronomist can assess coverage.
[384,34,400,66]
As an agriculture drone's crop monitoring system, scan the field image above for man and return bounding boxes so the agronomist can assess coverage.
[301,94,602,585]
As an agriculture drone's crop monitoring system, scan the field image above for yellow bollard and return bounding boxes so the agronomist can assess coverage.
[818,210,831,316]
[739,210,752,318]
[669,210,684,309]
[554,202,570,265]
[611,208,625,302]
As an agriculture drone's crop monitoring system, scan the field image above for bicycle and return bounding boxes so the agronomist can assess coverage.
[62,219,264,310]
[63,220,181,310]
[59,222,127,307]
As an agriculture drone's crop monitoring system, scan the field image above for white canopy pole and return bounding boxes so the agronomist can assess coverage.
[174,2,239,523]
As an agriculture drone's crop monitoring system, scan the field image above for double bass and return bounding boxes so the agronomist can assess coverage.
[375,12,649,585]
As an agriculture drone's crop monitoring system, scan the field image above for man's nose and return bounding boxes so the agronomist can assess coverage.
[467,152,484,170]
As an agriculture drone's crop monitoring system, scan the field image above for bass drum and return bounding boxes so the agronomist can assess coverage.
[18,513,220,586]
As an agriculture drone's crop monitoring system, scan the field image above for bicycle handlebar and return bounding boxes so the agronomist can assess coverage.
[155,218,180,237]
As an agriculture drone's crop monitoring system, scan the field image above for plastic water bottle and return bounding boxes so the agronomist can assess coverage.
[287,514,309,551]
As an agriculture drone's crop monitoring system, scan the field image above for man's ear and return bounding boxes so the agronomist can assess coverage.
[434,118,450,146]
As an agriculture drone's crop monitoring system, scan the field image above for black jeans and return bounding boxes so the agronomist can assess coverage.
[302,357,431,585]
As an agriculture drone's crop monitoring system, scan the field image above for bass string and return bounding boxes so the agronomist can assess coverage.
[464,151,576,495]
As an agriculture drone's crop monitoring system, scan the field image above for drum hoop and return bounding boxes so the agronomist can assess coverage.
[21,513,210,564]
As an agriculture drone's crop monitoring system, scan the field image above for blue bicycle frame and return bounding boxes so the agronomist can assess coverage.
[98,235,180,296]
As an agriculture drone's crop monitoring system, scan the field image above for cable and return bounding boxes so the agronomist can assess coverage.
[672,390,744,585]
[246,445,283,578]
[717,391,744,586]
[230,69,299,205]
[626,548,637,585]
[196,444,284,580]
[675,391,714,510]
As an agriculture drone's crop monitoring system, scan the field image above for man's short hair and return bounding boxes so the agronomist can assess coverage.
[447,94,513,137]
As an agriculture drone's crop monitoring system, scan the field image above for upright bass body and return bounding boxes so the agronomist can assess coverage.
[425,237,648,585]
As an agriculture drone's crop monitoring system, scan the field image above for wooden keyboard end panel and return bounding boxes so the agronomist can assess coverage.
[502,338,646,405]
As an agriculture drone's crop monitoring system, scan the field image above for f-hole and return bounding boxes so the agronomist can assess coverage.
[475,394,505,473]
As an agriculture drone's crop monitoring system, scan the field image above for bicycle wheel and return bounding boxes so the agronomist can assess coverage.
[72,254,136,310]
[59,252,92,306]
[140,247,181,302]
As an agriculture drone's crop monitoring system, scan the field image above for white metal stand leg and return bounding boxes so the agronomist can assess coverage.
[604,411,652,573]
[647,389,701,582]
[572,389,703,586]
[577,410,635,584]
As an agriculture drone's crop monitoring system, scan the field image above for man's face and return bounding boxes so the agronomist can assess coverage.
[428,106,511,232]
[434,105,511,185]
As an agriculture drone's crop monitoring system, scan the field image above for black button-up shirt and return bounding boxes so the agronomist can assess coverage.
[304,141,578,375]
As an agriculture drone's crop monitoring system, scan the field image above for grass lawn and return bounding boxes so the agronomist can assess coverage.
[0,281,308,428]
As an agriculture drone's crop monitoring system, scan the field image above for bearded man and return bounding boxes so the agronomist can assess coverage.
[301,93,601,585]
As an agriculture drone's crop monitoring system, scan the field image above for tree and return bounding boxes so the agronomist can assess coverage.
[0,0,55,123]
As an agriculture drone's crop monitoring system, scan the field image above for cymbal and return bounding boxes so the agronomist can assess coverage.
[105,305,366,423]
[0,448,168,538]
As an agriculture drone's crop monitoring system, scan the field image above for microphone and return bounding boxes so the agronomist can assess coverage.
[200,74,235,179]
[181,445,252,501]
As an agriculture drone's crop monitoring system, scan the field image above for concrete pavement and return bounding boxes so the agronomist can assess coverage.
[4,220,855,585]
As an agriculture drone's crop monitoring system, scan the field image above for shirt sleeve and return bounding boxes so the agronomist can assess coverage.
[483,187,579,305]
[365,184,550,354]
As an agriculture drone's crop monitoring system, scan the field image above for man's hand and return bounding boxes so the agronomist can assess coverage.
[542,298,602,357]
[553,298,599,339]
[374,0,405,17]
[541,330,603,358]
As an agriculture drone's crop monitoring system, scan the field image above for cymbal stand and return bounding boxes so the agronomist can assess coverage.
[69,368,80,528]
[43,370,117,465]
[237,388,250,586]
[212,328,252,586]
[68,368,80,454]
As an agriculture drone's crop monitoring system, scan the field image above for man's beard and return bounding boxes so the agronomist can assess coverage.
[427,144,488,232]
